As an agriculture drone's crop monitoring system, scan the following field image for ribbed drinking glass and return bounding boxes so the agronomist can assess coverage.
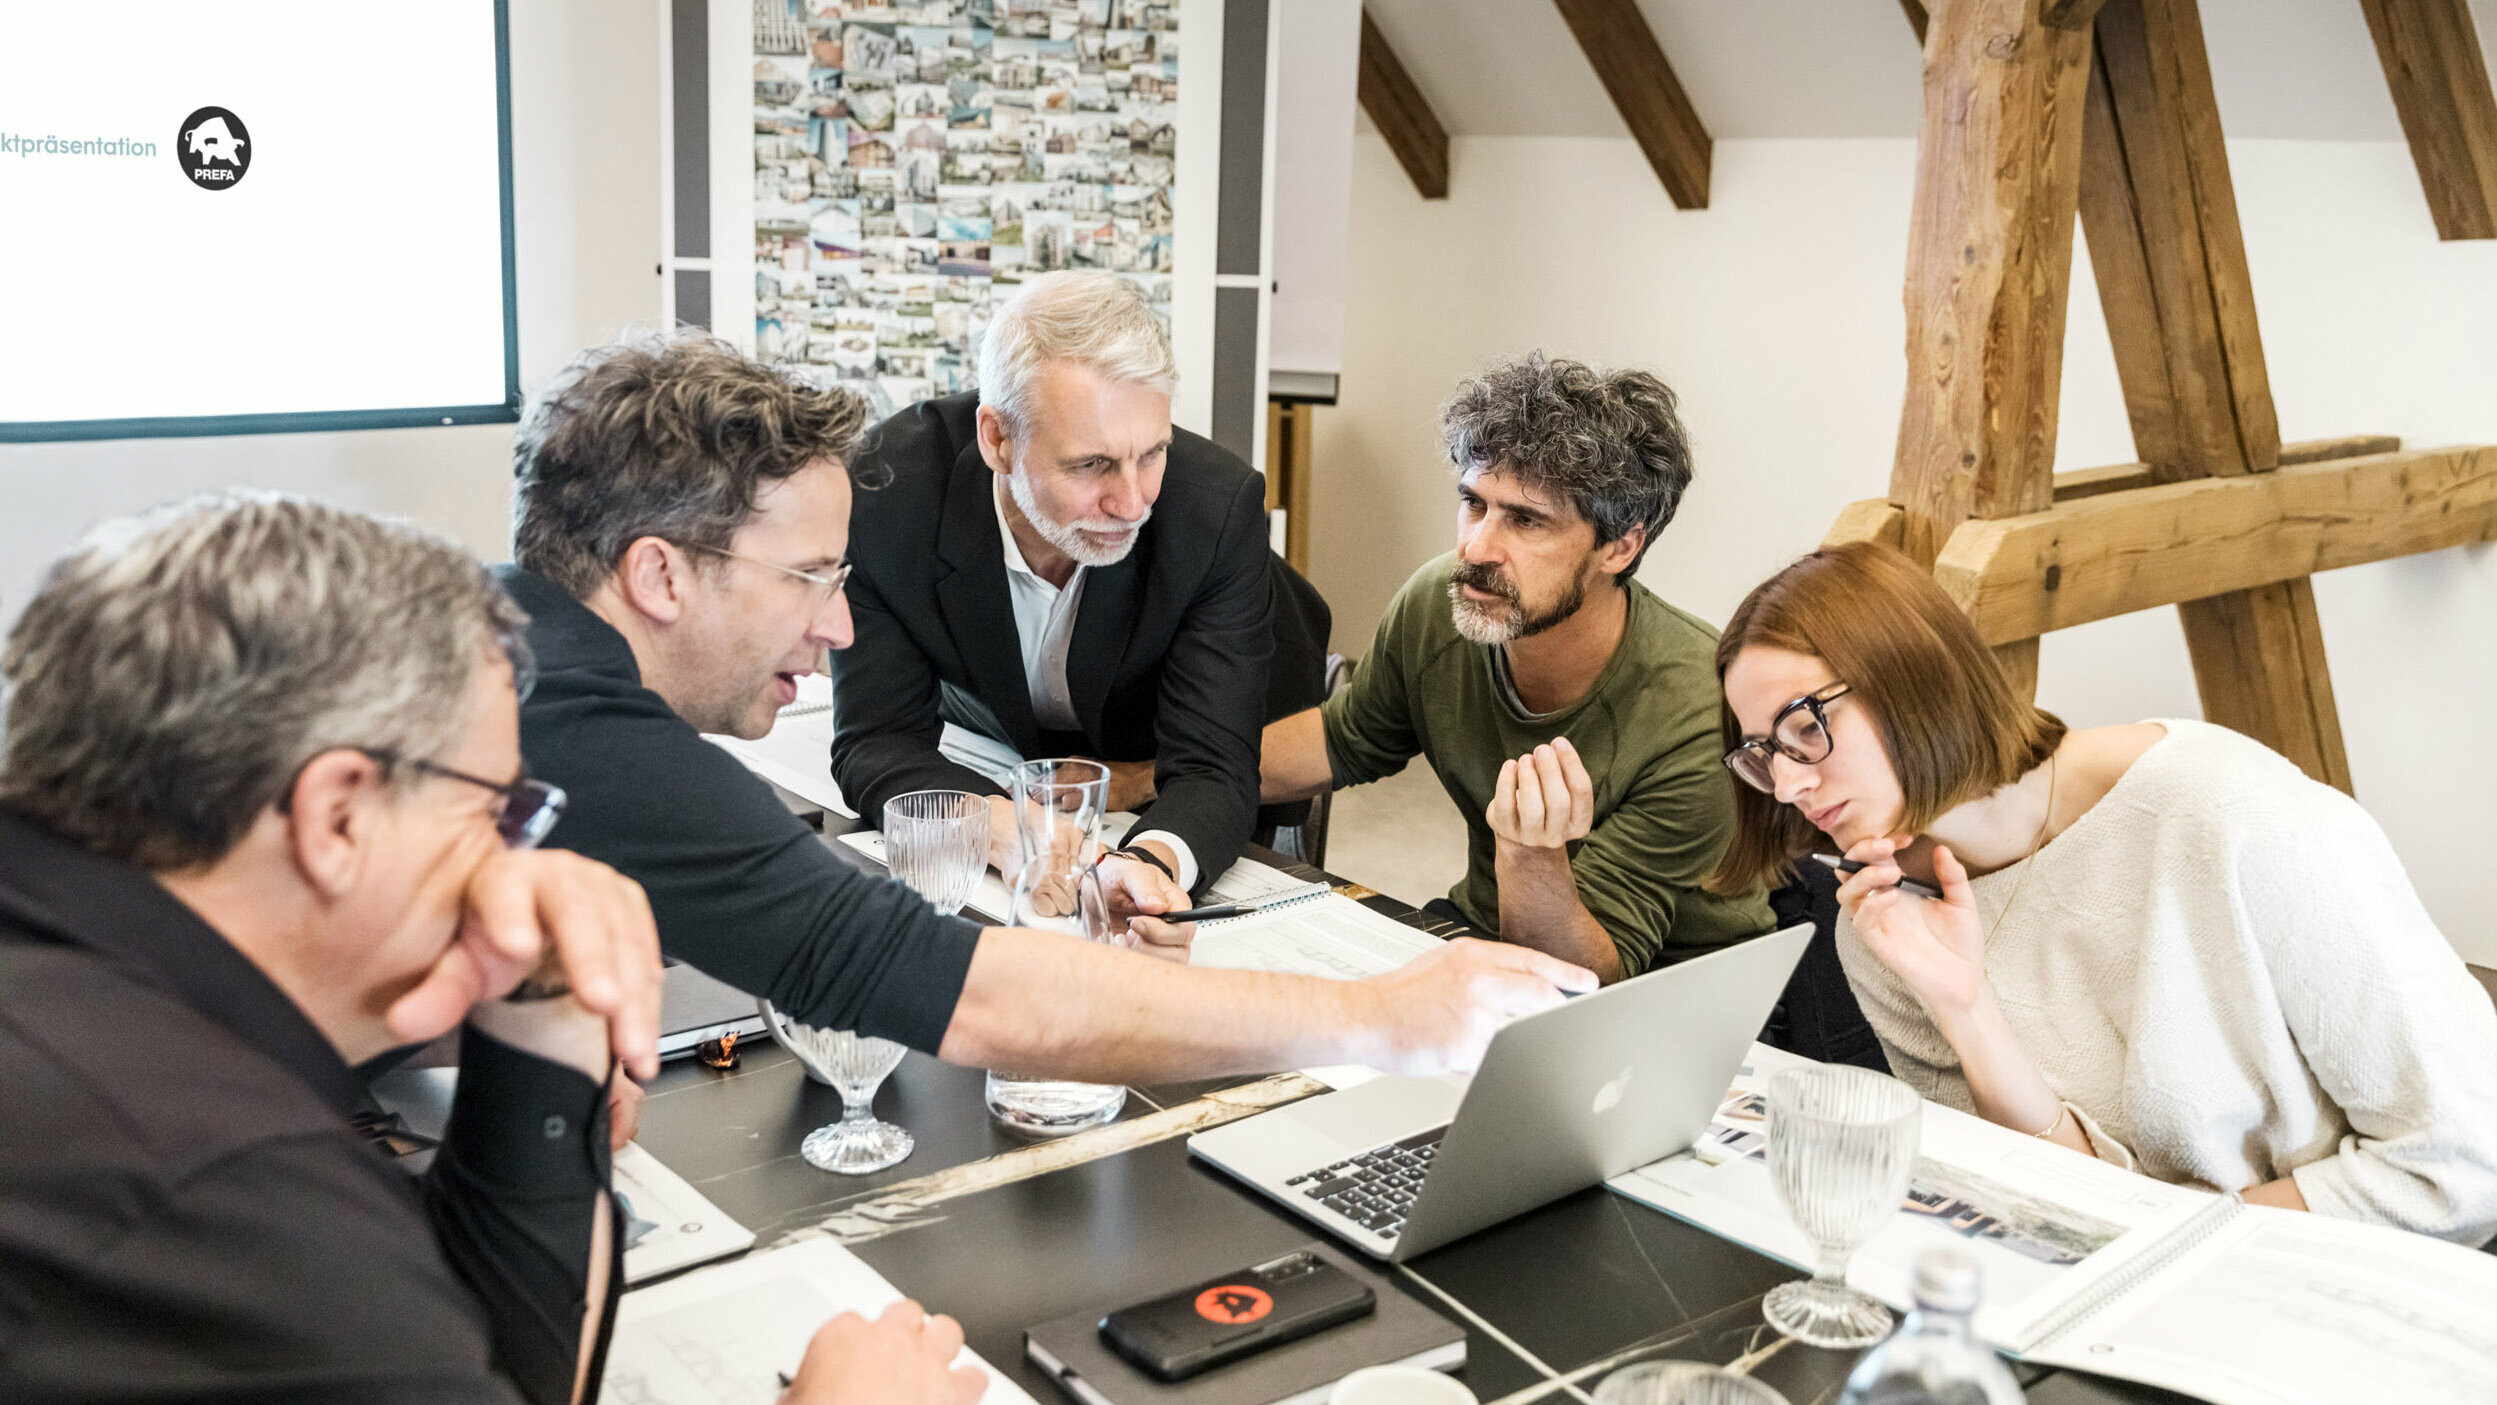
[882,789,990,918]
[1761,1064,1922,1348]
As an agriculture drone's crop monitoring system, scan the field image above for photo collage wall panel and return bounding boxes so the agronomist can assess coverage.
[754,0,1180,418]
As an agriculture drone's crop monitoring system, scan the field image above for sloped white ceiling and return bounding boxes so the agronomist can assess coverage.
[1355,0,2497,142]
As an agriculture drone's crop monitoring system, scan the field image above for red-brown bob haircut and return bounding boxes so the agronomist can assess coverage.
[1705,541,2066,894]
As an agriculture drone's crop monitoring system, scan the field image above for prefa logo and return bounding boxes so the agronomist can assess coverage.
[176,107,249,190]
[1192,1284,1273,1325]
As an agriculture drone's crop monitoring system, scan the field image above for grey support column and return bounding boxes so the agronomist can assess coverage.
[668,0,711,329]
[1208,0,1270,464]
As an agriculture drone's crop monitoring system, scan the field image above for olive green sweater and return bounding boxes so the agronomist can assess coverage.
[1322,554,1772,974]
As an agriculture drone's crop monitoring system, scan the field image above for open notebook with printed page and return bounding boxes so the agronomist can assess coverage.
[1610,1044,2497,1404]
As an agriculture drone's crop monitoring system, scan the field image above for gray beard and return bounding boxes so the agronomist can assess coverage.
[1008,467,1145,568]
[1447,566,1586,645]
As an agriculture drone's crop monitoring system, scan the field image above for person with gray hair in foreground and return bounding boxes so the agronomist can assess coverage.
[0,494,975,1404]
[1262,354,1774,984]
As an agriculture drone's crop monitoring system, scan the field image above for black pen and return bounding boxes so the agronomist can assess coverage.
[1811,853,1945,901]
[1154,901,1250,923]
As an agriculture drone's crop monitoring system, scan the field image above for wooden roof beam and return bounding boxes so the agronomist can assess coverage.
[1901,2,2106,49]
[1357,9,1448,200]
[2358,0,2497,240]
[1551,0,1712,209]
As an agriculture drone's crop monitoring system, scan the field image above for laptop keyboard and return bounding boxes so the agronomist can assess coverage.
[1283,1126,1445,1238]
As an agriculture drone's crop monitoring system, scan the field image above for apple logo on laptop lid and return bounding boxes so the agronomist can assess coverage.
[1592,1067,1633,1116]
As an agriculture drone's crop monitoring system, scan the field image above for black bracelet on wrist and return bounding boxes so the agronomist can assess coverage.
[1112,845,1175,881]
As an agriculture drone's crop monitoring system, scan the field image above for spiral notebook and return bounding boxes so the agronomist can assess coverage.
[1609,1045,2497,1404]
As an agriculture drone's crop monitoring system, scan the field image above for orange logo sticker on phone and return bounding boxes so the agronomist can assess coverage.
[1193,1284,1274,1325]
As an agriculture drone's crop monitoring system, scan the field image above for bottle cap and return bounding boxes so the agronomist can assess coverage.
[1911,1246,1982,1314]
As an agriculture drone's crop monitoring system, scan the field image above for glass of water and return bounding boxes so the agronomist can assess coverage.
[1761,1064,1922,1348]
[882,790,990,917]
[985,758,1127,1135]
[1593,1361,1789,1405]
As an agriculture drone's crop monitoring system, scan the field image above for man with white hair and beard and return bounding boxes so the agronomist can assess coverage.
[1261,354,1774,984]
[833,270,1271,899]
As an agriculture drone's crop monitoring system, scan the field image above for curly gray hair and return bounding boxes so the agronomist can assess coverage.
[1439,352,1693,580]
[0,492,525,870]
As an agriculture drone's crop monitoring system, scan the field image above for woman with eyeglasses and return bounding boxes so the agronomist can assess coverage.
[1708,541,2497,1246]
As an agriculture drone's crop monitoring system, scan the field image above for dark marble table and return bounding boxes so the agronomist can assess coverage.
[630,833,2185,1405]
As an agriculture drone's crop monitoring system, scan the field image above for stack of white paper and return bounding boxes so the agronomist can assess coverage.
[604,1238,1038,1405]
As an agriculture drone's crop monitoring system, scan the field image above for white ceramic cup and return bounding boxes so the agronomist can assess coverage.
[1329,1364,1477,1405]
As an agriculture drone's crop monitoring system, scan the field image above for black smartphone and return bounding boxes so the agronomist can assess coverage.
[1098,1247,1376,1382]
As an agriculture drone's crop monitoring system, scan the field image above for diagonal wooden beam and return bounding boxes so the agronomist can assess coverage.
[2358,0,2497,240]
[2079,0,2279,480]
[1901,0,1931,45]
[1356,9,1448,200]
[1550,0,1712,209]
[2077,0,2355,787]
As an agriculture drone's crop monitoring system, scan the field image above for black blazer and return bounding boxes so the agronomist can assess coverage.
[831,392,1274,891]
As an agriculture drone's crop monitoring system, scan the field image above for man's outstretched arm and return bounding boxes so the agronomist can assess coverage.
[938,926,1597,1083]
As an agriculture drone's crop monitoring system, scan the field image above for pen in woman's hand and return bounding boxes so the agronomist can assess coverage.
[1812,853,1945,901]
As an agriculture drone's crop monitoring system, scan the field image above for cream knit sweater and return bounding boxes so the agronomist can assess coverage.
[1836,719,2497,1246]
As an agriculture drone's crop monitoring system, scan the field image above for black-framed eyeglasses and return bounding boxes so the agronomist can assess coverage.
[1723,683,1851,794]
[368,750,568,849]
[680,542,853,601]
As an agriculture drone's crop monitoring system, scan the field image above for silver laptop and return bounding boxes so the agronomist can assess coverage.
[1189,924,1811,1261]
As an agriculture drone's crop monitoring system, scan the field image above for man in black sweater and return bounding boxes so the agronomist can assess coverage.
[832,271,1269,896]
[505,331,1596,1084]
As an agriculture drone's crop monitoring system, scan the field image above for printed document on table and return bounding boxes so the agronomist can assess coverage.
[613,1142,753,1286]
[1199,854,1331,906]
[2021,1205,2497,1404]
[1189,894,1445,1092]
[1607,1047,2497,1403]
[603,1238,1037,1405]
[1189,894,1441,983]
[1609,1042,2204,1347]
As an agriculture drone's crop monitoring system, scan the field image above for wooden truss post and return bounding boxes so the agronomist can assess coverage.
[1845,0,2497,796]
[2358,0,2497,241]
[1887,0,2095,698]
[2078,0,2349,788]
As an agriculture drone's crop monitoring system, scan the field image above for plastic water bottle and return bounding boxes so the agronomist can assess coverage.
[1835,1248,2025,1405]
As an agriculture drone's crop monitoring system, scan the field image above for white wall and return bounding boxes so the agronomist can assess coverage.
[1314,133,2497,964]
[0,0,661,621]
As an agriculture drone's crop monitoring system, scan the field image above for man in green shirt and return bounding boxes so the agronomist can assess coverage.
[1262,354,1772,982]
